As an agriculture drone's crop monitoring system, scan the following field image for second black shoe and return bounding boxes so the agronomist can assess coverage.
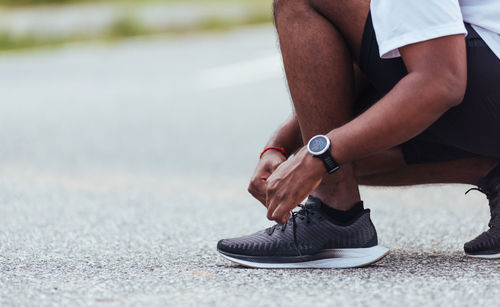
[217,196,389,268]
[464,165,500,259]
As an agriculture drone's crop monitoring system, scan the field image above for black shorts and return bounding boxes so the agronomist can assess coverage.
[358,13,500,164]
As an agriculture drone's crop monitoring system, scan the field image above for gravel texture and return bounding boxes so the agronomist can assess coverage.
[0,26,499,306]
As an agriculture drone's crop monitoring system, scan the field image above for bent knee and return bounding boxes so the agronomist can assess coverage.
[273,0,313,22]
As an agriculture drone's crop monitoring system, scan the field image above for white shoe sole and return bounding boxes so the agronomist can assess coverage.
[219,245,390,269]
[466,252,500,259]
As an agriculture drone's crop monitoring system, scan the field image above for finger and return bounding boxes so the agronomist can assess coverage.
[266,190,278,221]
[248,188,267,206]
[283,212,291,224]
[266,200,275,221]
[272,209,291,225]
[248,175,270,203]
[256,191,267,207]
[272,201,294,224]
[256,177,271,206]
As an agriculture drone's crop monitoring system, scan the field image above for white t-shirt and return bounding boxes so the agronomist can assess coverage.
[371,0,500,59]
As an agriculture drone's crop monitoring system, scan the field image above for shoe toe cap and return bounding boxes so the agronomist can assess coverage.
[217,238,245,254]
[463,241,475,253]
[217,239,231,252]
[464,230,500,254]
[464,236,487,253]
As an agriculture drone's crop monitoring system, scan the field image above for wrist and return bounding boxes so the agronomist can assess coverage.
[297,147,325,177]
[306,135,340,174]
[304,149,325,173]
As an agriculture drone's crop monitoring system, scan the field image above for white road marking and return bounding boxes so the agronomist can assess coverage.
[197,54,284,90]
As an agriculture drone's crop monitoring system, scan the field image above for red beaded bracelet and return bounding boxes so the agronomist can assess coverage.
[260,146,288,159]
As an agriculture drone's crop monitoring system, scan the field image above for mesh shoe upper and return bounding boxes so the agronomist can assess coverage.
[217,197,378,257]
[464,164,500,254]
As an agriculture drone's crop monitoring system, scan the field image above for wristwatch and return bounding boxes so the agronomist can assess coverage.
[307,135,340,174]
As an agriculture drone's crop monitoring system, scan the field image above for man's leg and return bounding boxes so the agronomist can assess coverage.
[352,148,500,259]
[352,148,500,186]
[274,0,370,210]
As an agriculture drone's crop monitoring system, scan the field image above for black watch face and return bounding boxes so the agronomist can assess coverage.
[309,136,328,154]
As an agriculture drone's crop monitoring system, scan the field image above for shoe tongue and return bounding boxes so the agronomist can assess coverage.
[304,196,322,209]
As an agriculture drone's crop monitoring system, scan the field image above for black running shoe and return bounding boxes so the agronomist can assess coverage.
[464,165,500,259]
[217,196,389,268]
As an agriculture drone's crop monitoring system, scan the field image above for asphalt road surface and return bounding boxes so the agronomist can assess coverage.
[0,25,499,306]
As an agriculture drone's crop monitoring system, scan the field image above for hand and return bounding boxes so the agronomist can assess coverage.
[248,150,287,206]
[266,147,325,224]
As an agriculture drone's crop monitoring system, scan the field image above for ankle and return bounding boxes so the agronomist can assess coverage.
[311,165,361,210]
[318,199,365,225]
[311,189,361,211]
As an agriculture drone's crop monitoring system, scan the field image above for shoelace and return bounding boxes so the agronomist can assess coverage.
[265,204,314,256]
[465,187,489,197]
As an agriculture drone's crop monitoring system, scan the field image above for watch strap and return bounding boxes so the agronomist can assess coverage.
[318,151,340,174]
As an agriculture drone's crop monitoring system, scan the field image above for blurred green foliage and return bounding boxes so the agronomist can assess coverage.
[0,0,272,6]
[0,0,272,50]
[0,31,68,50]
[107,16,148,37]
[0,0,80,4]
